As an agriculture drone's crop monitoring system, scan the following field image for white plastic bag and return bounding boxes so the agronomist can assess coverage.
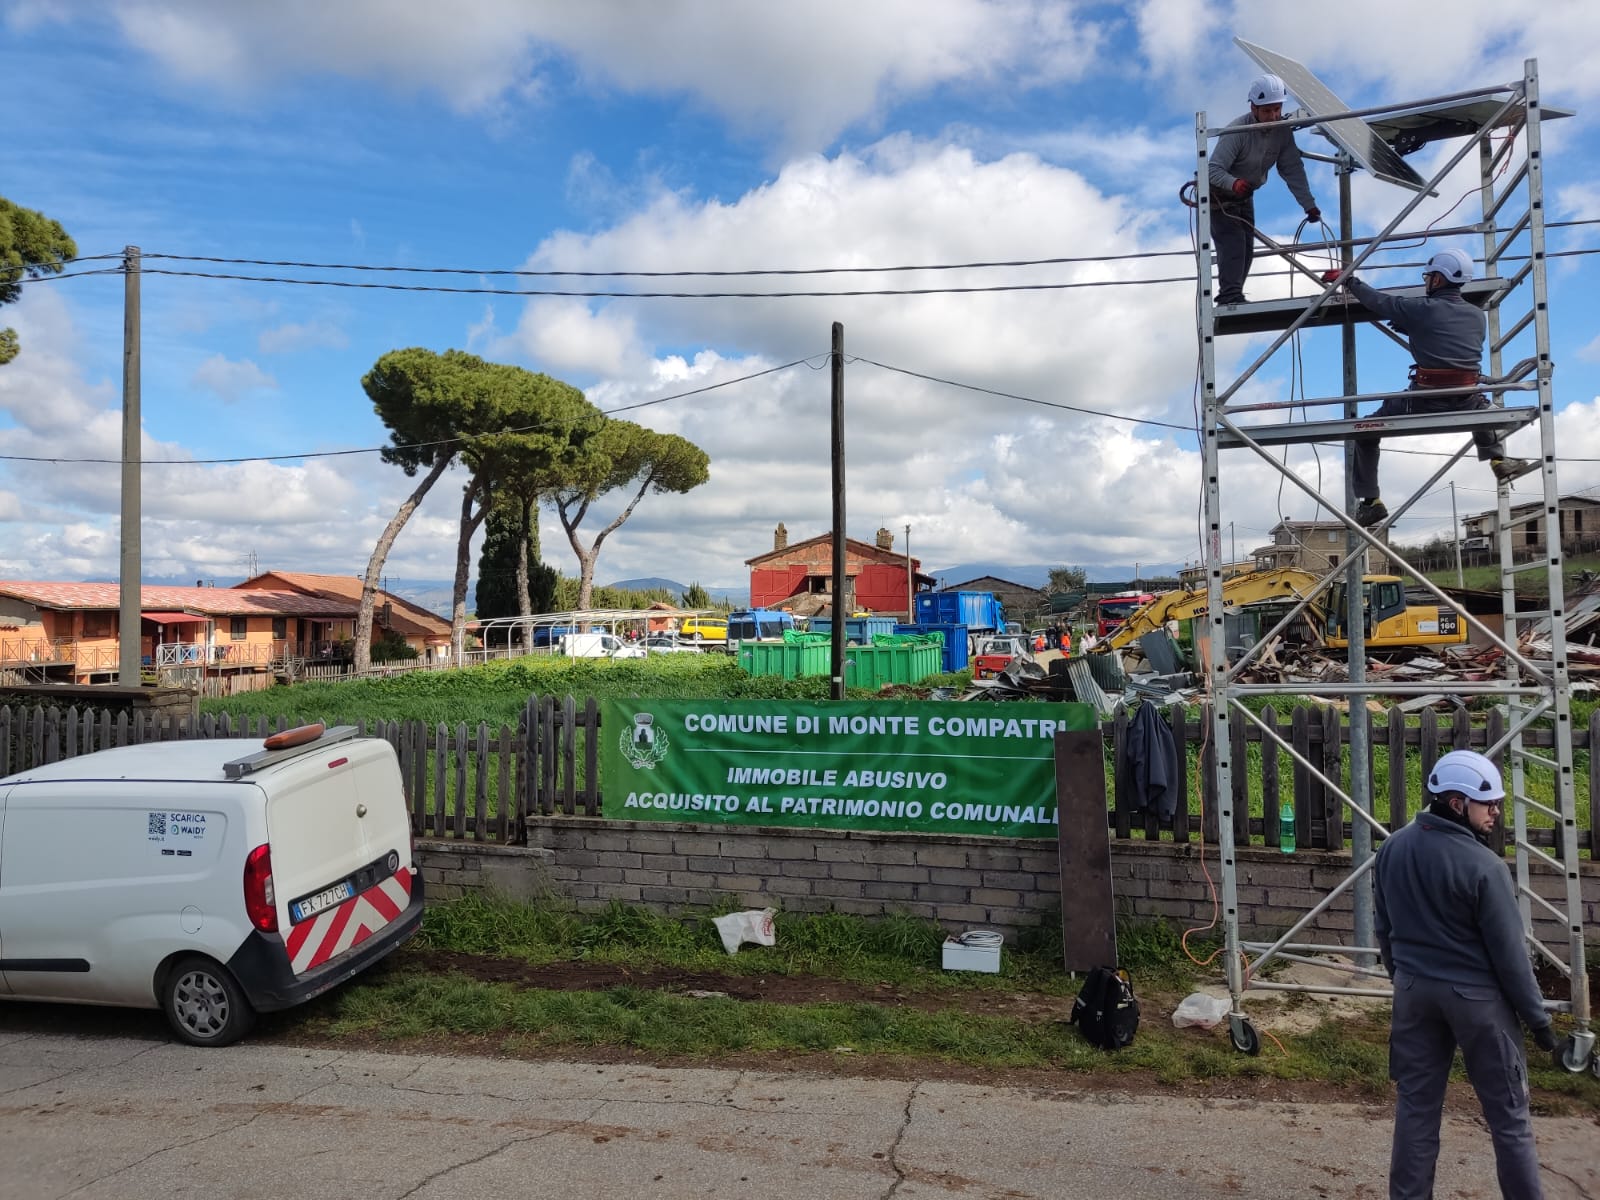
[1171,992,1231,1028]
[712,908,776,955]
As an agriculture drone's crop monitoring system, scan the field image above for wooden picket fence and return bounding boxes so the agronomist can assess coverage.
[0,698,1592,856]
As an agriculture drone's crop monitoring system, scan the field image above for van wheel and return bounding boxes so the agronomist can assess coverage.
[161,956,256,1047]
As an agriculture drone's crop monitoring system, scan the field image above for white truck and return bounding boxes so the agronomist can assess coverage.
[0,723,423,1045]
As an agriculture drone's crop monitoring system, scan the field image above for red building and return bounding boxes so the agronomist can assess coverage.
[744,524,935,620]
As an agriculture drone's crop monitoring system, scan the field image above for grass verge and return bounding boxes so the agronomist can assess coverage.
[278,895,1600,1111]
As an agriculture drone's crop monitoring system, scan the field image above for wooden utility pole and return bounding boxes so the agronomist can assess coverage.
[830,322,846,700]
[118,246,142,685]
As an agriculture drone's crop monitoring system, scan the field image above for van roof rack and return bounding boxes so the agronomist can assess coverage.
[223,724,361,779]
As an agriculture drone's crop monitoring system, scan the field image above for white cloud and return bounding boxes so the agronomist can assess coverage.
[258,320,348,354]
[190,353,278,402]
[96,0,1107,150]
[1137,0,1600,112]
[491,138,1225,583]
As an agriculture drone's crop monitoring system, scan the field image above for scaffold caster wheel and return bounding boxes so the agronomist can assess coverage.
[1559,1038,1588,1074]
[1228,1015,1261,1056]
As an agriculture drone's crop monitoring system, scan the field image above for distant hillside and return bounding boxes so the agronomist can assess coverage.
[607,578,749,606]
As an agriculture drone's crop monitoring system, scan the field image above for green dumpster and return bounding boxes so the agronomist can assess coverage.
[841,643,942,689]
[738,640,831,679]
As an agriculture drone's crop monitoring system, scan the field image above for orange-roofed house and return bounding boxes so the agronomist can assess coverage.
[0,581,359,687]
[235,572,452,664]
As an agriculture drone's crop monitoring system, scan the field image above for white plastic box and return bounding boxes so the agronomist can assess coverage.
[941,936,1001,973]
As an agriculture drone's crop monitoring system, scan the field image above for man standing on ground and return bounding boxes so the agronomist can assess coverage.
[1208,73,1322,305]
[1334,248,1534,527]
[1374,749,1557,1199]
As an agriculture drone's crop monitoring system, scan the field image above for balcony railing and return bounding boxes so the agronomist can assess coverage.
[156,640,286,670]
[0,635,76,665]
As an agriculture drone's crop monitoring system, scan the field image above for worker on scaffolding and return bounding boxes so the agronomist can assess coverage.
[1208,73,1322,305]
[1334,248,1535,527]
[1373,749,1557,1200]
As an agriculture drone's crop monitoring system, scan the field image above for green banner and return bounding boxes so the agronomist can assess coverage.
[600,698,1096,838]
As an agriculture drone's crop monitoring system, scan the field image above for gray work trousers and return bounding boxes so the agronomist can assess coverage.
[1388,970,1543,1200]
[1352,390,1503,501]
[1210,193,1254,302]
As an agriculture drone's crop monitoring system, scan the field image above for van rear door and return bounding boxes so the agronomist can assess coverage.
[265,739,413,976]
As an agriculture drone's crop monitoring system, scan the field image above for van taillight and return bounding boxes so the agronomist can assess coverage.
[243,844,277,933]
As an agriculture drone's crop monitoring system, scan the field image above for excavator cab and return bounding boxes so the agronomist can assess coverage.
[1325,576,1465,651]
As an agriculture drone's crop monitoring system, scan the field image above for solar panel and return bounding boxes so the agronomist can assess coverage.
[1235,38,1427,193]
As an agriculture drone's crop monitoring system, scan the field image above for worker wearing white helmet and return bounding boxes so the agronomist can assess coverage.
[1207,73,1322,305]
[1374,749,1556,1199]
[1329,248,1534,528]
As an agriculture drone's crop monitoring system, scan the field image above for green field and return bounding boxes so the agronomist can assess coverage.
[200,654,975,727]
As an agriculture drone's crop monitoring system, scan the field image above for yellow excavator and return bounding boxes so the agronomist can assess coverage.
[1100,568,1465,655]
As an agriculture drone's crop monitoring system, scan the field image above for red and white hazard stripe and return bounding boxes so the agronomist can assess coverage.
[285,866,413,975]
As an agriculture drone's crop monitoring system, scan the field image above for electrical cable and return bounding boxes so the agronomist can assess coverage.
[132,267,1202,299]
[0,355,822,466]
[846,357,1193,430]
[140,248,1198,276]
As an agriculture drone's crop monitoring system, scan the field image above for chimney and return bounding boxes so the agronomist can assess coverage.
[774,522,788,552]
[875,527,893,551]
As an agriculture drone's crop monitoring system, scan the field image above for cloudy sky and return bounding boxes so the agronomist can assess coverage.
[1,0,1597,593]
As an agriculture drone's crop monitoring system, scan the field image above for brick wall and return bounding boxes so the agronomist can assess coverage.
[418,818,1600,946]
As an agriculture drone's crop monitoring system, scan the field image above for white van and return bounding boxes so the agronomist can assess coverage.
[0,724,423,1046]
[559,631,646,659]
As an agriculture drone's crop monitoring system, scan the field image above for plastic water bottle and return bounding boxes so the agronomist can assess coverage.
[1279,801,1296,854]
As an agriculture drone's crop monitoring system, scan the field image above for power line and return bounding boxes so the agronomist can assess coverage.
[139,248,1195,276]
[18,246,1599,298]
[849,355,1194,431]
[0,356,821,466]
[130,266,1199,298]
[47,217,1600,280]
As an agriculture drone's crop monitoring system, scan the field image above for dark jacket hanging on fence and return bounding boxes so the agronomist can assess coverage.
[1124,703,1179,819]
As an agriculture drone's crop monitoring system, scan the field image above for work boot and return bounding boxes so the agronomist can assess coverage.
[1491,457,1537,484]
[1355,499,1389,528]
[1216,290,1247,306]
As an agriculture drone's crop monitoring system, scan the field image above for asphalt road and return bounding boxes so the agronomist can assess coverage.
[0,1028,1595,1199]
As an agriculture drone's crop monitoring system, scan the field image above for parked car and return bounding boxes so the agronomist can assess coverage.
[644,634,701,654]
[0,723,423,1046]
[677,617,728,643]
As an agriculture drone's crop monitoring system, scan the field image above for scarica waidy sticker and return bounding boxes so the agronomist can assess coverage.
[147,810,209,842]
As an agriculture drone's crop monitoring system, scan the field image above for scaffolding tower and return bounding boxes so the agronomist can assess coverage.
[1193,53,1594,1075]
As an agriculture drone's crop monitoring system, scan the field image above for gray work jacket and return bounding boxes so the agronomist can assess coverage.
[1347,278,1486,371]
[1207,113,1316,211]
[1374,810,1549,1033]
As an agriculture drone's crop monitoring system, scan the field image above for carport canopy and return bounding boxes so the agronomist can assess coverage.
[142,611,208,623]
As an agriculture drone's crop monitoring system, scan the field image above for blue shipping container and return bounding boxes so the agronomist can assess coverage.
[914,591,1004,632]
[895,623,969,673]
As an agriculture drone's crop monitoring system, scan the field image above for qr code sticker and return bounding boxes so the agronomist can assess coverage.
[148,811,167,839]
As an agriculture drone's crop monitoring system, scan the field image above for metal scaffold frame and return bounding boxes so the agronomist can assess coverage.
[1193,57,1594,1073]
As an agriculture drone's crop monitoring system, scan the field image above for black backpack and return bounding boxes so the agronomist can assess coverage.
[1070,966,1140,1050]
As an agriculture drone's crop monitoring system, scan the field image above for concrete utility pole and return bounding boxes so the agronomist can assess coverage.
[829,322,847,700]
[118,246,142,686]
[1451,482,1465,587]
[904,524,912,621]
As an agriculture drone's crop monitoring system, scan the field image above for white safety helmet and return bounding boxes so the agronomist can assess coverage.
[1248,74,1287,106]
[1424,247,1474,284]
[1427,749,1505,802]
